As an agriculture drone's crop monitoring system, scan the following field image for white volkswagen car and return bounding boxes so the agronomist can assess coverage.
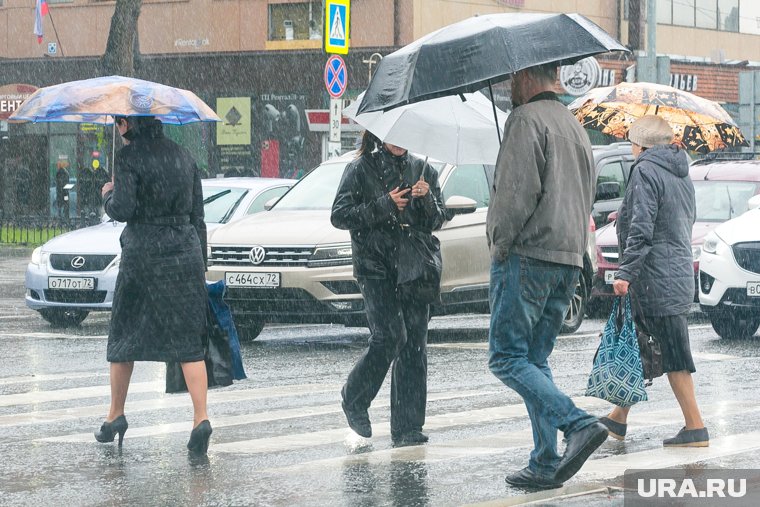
[25,177,294,327]
[699,194,760,339]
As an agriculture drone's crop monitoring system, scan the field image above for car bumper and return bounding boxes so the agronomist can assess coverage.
[699,252,760,310]
[206,264,365,324]
[25,262,117,312]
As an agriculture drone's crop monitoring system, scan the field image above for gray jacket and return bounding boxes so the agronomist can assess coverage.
[615,145,696,317]
[486,93,594,268]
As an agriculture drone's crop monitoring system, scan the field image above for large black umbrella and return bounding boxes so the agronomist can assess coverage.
[357,13,628,115]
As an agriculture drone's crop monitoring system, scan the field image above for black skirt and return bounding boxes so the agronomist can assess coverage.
[635,312,696,374]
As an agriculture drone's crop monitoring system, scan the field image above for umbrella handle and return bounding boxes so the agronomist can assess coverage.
[488,80,502,145]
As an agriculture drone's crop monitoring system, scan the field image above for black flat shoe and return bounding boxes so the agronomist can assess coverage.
[599,416,627,441]
[554,422,608,483]
[505,467,563,490]
[187,420,212,454]
[94,415,128,446]
[663,427,709,447]
[342,401,372,438]
[391,430,429,447]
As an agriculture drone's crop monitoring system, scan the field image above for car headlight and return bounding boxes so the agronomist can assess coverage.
[702,232,724,255]
[30,247,48,266]
[692,245,702,262]
[308,243,353,267]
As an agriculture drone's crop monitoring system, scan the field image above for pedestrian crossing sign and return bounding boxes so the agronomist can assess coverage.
[324,0,350,55]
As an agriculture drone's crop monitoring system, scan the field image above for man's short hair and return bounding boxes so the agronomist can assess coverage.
[525,63,558,84]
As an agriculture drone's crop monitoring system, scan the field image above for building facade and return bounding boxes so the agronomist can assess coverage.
[1,0,759,220]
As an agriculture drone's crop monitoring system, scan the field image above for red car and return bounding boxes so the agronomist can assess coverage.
[589,157,760,315]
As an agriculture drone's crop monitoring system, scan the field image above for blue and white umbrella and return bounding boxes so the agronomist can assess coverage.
[9,75,220,125]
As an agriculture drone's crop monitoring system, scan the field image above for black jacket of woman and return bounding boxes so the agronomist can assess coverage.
[332,148,447,282]
[103,119,208,363]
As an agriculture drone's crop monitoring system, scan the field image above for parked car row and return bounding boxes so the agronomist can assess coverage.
[25,177,294,326]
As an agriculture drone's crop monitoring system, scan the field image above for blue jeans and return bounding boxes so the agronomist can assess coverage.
[488,254,597,479]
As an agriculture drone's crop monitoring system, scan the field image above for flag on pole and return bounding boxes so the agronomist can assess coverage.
[34,0,49,44]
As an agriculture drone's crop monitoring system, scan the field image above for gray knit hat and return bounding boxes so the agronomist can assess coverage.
[628,115,674,148]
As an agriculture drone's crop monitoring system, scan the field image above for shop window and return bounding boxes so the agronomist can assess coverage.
[656,0,739,32]
[673,0,696,26]
[268,1,323,41]
[656,0,673,24]
[719,0,739,31]
[696,0,718,29]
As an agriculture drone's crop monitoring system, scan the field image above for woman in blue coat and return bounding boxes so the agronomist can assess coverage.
[602,115,707,447]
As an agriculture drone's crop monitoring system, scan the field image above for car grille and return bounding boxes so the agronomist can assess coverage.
[50,254,116,272]
[44,289,107,304]
[733,242,760,274]
[209,246,315,267]
[600,246,619,262]
[224,287,333,314]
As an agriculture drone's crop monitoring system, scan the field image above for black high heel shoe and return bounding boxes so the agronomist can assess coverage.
[187,420,212,454]
[94,415,128,446]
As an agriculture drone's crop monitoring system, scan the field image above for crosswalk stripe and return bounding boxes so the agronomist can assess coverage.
[0,371,109,386]
[0,383,343,427]
[0,381,162,407]
[260,400,758,473]
[0,332,108,340]
[211,398,610,455]
[35,389,499,442]
[578,430,760,481]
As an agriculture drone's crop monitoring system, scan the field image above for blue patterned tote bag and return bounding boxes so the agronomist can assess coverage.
[585,296,648,407]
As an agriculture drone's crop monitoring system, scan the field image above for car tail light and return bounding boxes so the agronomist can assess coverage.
[589,216,596,233]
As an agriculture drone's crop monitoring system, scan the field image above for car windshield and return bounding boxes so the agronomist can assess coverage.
[694,180,759,222]
[273,158,446,211]
[203,186,248,223]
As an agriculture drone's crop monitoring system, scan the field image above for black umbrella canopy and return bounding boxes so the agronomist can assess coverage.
[358,13,629,114]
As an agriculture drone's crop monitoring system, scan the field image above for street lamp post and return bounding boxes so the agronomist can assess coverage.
[362,53,383,86]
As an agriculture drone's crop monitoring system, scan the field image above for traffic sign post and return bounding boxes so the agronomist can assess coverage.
[324,0,350,55]
[324,55,348,99]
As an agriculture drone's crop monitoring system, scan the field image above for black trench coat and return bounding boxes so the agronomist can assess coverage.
[103,122,208,363]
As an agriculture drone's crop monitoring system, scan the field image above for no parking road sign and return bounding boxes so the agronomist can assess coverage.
[325,55,348,99]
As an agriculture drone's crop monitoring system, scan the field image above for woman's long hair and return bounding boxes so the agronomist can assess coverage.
[358,130,380,157]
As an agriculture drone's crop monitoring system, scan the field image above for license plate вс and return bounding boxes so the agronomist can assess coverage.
[225,272,280,288]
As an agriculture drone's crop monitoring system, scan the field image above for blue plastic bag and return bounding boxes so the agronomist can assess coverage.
[585,296,647,408]
[207,280,247,381]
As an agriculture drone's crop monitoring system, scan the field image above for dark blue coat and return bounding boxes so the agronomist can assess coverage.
[615,145,696,317]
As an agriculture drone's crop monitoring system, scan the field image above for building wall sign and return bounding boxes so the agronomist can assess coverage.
[670,73,698,92]
[496,0,525,7]
[0,83,38,120]
[217,97,252,145]
[560,57,601,96]
[174,38,210,48]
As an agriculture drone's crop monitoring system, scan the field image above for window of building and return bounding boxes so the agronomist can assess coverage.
[655,0,739,32]
[268,1,323,41]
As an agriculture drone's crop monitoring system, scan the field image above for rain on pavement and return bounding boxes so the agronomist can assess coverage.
[2,247,760,506]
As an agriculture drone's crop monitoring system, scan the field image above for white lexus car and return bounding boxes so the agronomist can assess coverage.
[699,194,760,339]
[25,177,294,327]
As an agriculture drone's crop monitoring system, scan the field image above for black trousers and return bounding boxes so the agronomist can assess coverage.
[342,277,430,435]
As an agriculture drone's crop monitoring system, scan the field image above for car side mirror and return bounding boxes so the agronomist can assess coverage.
[444,195,477,216]
[607,210,618,223]
[263,197,279,211]
[748,194,760,211]
[595,181,621,201]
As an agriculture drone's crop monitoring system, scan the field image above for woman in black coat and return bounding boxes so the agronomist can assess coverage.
[601,115,708,448]
[331,131,447,446]
[95,116,212,453]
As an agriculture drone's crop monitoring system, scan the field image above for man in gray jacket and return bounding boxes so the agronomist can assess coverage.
[486,63,607,490]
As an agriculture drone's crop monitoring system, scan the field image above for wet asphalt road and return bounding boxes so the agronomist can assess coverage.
[1,247,760,507]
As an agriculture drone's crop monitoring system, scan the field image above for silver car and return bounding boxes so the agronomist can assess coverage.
[25,177,294,327]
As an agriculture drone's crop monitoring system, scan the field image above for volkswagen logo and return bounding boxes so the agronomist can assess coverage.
[71,256,86,269]
[249,246,266,265]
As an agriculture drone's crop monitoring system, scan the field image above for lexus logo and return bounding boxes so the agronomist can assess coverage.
[70,256,86,269]
[249,246,266,265]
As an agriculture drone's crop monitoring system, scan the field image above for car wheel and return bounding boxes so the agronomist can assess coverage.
[709,309,760,340]
[560,274,588,334]
[235,319,265,342]
[38,308,89,327]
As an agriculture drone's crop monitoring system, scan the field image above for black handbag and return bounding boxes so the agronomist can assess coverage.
[396,227,442,304]
[629,294,665,386]
[166,304,234,394]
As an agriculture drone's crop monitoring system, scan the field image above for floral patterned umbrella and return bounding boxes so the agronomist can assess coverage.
[568,81,748,153]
